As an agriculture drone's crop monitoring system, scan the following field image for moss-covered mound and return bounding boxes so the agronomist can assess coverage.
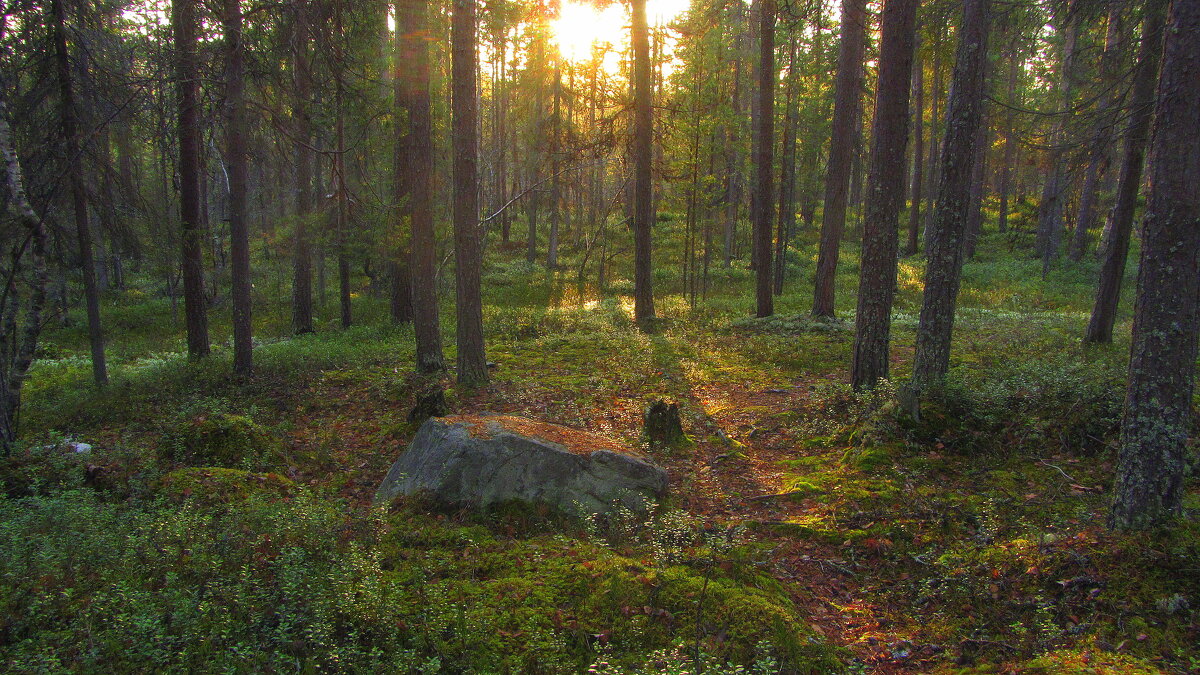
[158,466,296,505]
[160,413,292,470]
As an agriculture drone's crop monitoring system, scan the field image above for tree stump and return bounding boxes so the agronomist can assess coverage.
[643,399,688,449]
[408,386,448,424]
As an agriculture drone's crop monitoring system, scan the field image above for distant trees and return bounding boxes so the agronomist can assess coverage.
[1109,0,1200,531]
[1084,0,1167,345]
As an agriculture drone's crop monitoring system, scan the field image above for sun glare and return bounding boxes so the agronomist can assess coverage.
[550,0,693,64]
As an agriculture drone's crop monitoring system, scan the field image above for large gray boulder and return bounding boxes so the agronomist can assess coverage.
[375,415,668,515]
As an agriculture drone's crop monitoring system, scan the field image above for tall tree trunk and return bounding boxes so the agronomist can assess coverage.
[852,0,917,390]
[910,0,991,391]
[1109,0,1200,530]
[631,0,656,327]
[905,40,923,256]
[452,0,487,384]
[390,4,413,325]
[291,1,314,335]
[1084,0,1167,345]
[399,0,445,372]
[223,0,252,376]
[173,0,210,359]
[52,0,106,386]
[812,0,867,317]
[753,0,775,317]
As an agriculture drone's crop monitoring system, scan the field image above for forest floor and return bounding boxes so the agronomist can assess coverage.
[4,227,1199,673]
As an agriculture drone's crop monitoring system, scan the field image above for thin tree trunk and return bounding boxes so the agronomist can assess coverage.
[1084,0,1167,345]
[173,0,210,358]
[905,40,923,256]
[963,116,989,259]
[997,44,1019,235]
[223,0,252,376]
[52,0,106,385]
[852,0,917,390]
[1036,0,1081,276]
[548,60,560,269]
[631,0,656,327]
[753,0,775,317]
[812,0,867,317]
[291,2,314,335]
[452,0,487,384]
[1109,0,1200,531]
[775,37,799,296]
[910,0,991,391]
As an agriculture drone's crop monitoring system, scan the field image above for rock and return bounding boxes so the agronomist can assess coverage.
[376,415,668,515]
[643,399,689,449]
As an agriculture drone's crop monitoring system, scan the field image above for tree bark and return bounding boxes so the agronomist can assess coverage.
[631,0,656,327]
[0,96,51,453]
[753,0,775,317]
[223,0,252,376]
[1084,0,1167,345]
[52,0,107,385]
[852,0,917,390]
[910,0,991,391]
[173,0,210,359]
[775,37,799,296]
[399,0,445,372]
[812,0,867,317]
[1036,0,1081,276]
[1109,0,1200,530]
[997,43,1019,235]
[452,0,487,384]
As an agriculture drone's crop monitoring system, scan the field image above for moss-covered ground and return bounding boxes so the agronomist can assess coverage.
[4,222,1198,673]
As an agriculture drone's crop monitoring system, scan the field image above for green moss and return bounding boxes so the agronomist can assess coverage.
[1020,648,1166,674]
[158,467,296,504]
[160,413,299,470]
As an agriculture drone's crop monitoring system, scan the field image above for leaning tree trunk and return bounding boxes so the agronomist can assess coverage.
[452,0,487,385]
[223,0,252,376]
[1084,0,1167,345]
[1109,0,1200,531]
[52,0,106,386]
[631,0,656,327]
[753,0,775,318]
[812,0,867,317]
[910,0,991,391]
[852,0,917,390]
[0,96,51,453]
[173,0,210,359]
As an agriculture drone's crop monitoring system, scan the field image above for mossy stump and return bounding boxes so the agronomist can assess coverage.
[408,386,448,424]
[643,399,689,450]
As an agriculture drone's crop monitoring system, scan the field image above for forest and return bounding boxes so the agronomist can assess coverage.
[0,0,1198,670]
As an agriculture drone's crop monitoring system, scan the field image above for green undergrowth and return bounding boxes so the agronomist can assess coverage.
[0,485,841,674]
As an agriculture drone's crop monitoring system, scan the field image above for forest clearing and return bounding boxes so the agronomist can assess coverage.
[0,0,1197,672]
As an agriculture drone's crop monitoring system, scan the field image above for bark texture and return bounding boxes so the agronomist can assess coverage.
[223,0,253,376]
[399,0,445,372]
[1109,0,1200,531]
[910,0,991,390]
[452,0,487,385]
[852,0,917,390]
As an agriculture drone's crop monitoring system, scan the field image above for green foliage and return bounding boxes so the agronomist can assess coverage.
[160,412,290,470]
